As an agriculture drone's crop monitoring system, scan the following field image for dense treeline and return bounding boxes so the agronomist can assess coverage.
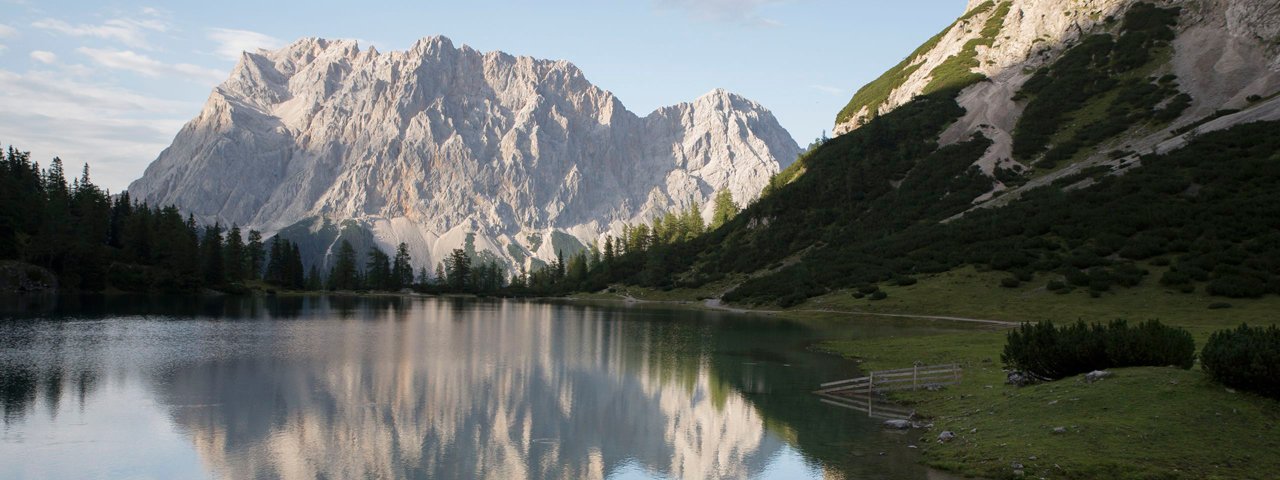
[502,191,742,296]
[0,145,418,294]
[557,3,1276,306]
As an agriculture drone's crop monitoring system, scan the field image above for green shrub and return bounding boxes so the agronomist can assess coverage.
[778,292,807,308]
[1046,279,1066,291]
[895,275,918,286]
[1002,320,1194,380]
[869,291,888,301]
[1207,302,1232,310]
[1207,274,1267,298]
[1201,324,1280,399]
[1000,277,1021,288]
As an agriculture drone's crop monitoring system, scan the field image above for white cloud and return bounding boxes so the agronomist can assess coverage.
[0,24,17,38]
[29,50,57,64]
[652,0,791,27]
[77,47,225,84]
[207,28,284,60]
[31,13,169,50]
[0,69,196,191]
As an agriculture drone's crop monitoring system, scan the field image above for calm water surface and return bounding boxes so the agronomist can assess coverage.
[0,295,963,479]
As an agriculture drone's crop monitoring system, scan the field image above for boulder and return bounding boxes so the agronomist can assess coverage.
[937,431,956,443]
[883,419,913,430]
[1084,370,1113,383]
[1006,370,1035,386]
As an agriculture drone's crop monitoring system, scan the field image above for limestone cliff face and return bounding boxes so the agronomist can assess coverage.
[128,36,800,270]
[833,0,1280,212]
[836,0,1280,136]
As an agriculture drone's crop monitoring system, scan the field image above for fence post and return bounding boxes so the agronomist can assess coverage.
[869,371,875,393]
[913,364,918,390]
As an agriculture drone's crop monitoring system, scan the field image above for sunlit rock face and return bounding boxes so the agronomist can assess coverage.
[127,36,800,271]
[835,0,1280,136]
[156,301,786,479]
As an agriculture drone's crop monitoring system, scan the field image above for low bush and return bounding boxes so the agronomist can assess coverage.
[1000,277,1021,288]
[1201,324,1280,399]
[1002,320,1194,380]
[869,291,888,301]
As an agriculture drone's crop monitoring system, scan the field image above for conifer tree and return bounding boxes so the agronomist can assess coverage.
[392,242,413,290]
[201,224,225,286]
[224,225,246,282]
[446,248,471,290]
[328,240,359,291]
[246,230,265,280]
[710,189,739,229]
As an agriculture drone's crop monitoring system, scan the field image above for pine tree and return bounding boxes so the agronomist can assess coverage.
[201,224,225,286]
[446,248,471,291]
[224,225,246,282]
[391,242,413,290]
[328,240,359,291]
[265,236,284,285]
[246,230,265,280]
[603,236,615,263]
[555,249,566,281]
[288,242,305,289]
[365,246,392,290]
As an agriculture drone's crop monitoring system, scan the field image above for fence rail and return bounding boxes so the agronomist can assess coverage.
[814,363,961,396]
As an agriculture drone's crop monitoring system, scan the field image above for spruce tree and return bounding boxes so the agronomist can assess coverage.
[392,242,413,290]
[265,237,284,285]
[329,240,359,291]
[201,224,225,286]
[246,230,265,280]
[224,225,246,282]
[446,248,471,291]
[365,246,392,290]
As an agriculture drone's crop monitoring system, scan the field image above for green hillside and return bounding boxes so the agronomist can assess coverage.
[579,2,1280,311]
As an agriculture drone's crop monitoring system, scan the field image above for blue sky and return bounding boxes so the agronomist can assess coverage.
[0,0,963,192]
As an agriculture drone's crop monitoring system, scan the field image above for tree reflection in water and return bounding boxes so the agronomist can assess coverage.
[0,295,944,479]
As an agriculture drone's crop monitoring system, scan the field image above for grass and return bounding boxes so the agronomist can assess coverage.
[803,265,1280,338]
[571,276,742,303]
[813,268,1280,479]
[833,2,995,125]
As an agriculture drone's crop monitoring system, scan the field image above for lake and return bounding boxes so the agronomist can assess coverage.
[0,295,962,479]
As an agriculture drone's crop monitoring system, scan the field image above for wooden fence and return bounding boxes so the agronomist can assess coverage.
[814,363,962,396]
[815,392,915,420]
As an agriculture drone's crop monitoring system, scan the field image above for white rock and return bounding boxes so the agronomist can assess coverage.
[128,36,800,271]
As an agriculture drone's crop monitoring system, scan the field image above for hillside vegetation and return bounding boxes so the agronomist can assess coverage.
[574,2,1280,311]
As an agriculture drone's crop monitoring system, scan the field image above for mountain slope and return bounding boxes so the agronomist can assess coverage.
[614,0,1280,305]
[127,36,800,272]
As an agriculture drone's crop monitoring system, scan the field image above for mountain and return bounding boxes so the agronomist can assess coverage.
[606,0,1280,305]
[127,36,800,272]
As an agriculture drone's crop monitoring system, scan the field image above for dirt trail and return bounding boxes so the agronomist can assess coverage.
[605,293,1018,327]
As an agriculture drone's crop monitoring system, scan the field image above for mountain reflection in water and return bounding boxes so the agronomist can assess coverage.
[0,295,946,479]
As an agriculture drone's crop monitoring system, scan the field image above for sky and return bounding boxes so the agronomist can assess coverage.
[0,0,963,192]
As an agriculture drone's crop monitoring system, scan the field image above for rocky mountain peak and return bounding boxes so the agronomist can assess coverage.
[128,36,801,272]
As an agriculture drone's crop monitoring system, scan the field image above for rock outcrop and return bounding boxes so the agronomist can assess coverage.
[836,0,1280,136]
[834,0,1280,214]
[128,36,800,271]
